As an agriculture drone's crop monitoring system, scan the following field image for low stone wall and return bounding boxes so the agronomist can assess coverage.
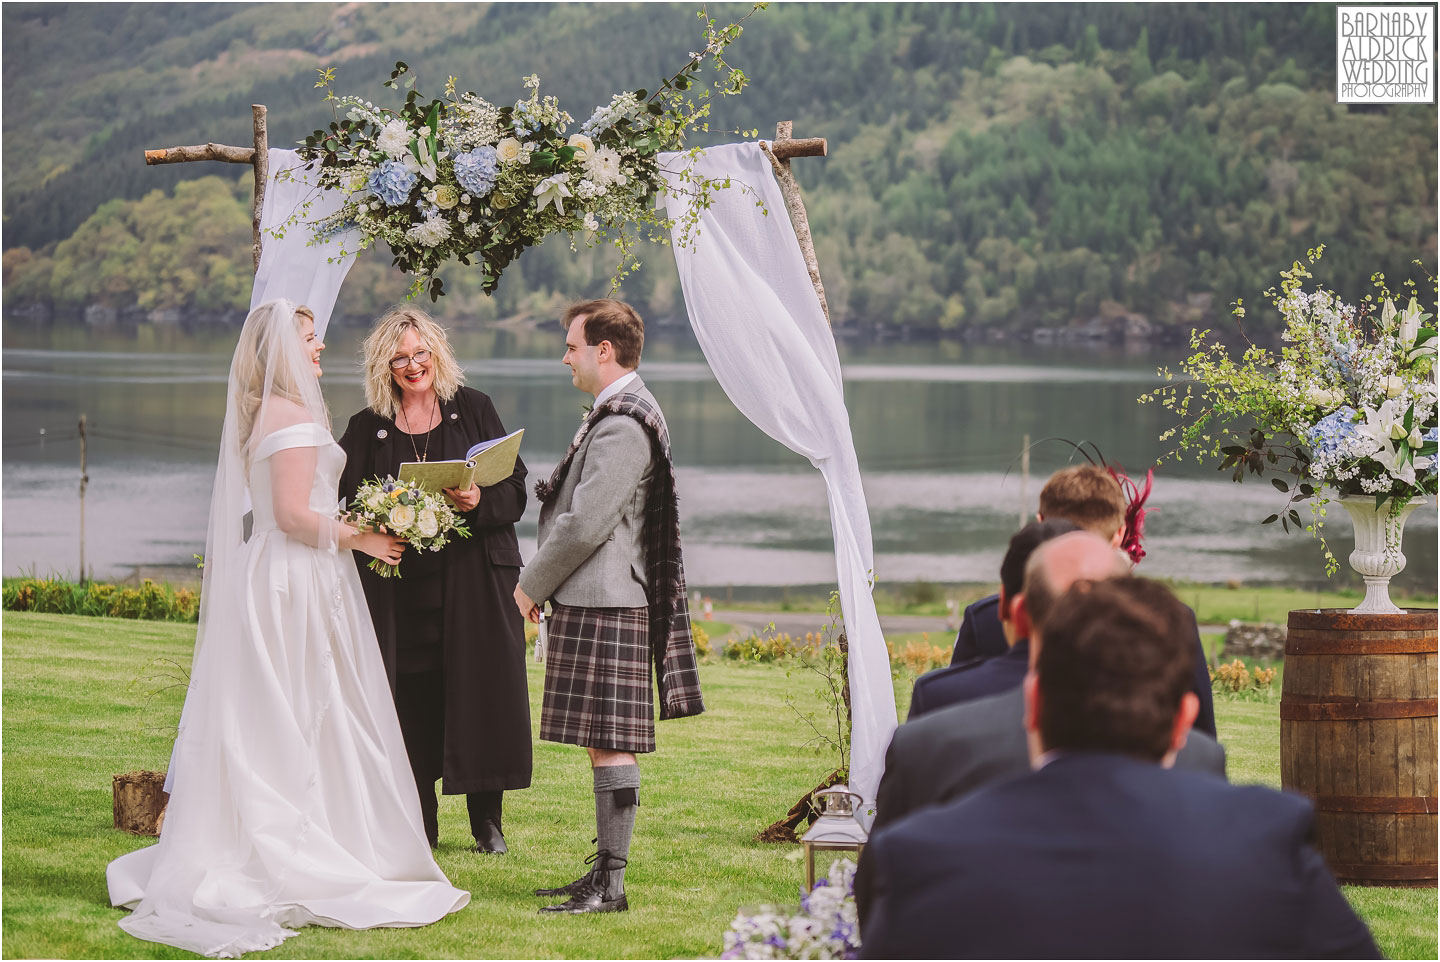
[1222,620,1286,661]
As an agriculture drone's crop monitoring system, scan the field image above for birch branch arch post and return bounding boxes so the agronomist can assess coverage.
[144,105,270,272]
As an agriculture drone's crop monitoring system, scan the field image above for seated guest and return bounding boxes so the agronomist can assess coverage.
[951,464,1217,737]
[908,520,1077,720]
[858,578,1380,960]
[873,531,1224,835]
[951,465,1128,664]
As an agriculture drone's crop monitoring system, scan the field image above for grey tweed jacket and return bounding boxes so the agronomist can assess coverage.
[518,377,660,608]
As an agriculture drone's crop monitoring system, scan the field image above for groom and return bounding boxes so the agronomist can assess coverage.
[514,298,704,914]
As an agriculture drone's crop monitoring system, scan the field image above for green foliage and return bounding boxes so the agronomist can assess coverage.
[2,4,1434,331]
[2,577,199,622]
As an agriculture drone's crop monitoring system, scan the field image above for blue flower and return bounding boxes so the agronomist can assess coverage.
[1306,405,1360,458]
[367,160,417,207]
[453,146,499,196]
[1424,426,1439,443]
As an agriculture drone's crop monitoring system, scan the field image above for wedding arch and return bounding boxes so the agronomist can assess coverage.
[143,113,898,809]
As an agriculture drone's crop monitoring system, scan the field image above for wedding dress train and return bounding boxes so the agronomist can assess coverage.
[107,303,467,958]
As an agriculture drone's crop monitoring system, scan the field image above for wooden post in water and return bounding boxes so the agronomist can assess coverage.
[1019,434,1031,528]
[78,414,88,584]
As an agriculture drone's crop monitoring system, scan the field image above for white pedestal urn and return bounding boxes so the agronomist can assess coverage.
[1337,495,1424,615]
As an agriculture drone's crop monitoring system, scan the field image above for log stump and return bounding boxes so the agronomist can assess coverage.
[113,771,169,836]
[1280,609,1437,886]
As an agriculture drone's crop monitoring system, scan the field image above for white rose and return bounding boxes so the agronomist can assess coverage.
[583,212,599,231]
[388,504,416,530]
[417,509,439,538]
[1306,386,1337,408]
[495,137,523,163]
[1384,375,1405,398]
[364,492,385,510]
[567,133,595,157]
[433,184,459,209]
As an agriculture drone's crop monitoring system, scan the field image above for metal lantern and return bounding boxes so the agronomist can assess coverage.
[801,784,869,890]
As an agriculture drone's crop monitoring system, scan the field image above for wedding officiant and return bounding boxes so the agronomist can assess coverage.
[338,305,532,854]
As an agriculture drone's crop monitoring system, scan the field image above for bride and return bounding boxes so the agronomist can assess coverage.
[107,300,469,957]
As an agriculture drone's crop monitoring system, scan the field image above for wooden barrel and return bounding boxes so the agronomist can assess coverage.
[1281,609,1437,887]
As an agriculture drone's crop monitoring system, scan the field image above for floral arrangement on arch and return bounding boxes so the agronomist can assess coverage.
[286,5,766,300]
[1144,246,1437,572]
[720,857,860,960]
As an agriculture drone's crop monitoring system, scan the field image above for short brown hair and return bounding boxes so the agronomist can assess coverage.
[563,299,644,369]
[1038,465,1126,539]
[1036,578,1194,761]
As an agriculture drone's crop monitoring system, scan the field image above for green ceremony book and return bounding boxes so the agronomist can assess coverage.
[398,428,524,492]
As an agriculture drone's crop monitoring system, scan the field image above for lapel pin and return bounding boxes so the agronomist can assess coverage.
[450,412,458,420]
[376,428,388,439]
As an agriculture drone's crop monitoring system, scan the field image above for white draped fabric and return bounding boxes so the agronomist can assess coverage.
[250,148,359,340]
[660,143,897,807]
[244,141,898,808]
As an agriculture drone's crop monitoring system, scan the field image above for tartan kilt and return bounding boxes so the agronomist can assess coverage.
[540,603,655,753]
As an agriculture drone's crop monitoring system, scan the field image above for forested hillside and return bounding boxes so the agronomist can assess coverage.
[3,3,1435,332]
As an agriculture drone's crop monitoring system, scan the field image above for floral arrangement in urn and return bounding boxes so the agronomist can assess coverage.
[1145,247,1436,612]
[720,858,860,960]
[287,5,765,300]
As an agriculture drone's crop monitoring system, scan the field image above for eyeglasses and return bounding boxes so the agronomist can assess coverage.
[389,350,432,370]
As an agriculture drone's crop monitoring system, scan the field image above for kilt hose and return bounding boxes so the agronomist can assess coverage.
[540,603,656,753]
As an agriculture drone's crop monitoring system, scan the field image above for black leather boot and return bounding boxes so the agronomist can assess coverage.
[538,852,628,914]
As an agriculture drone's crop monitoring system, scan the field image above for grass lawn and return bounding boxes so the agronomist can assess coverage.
[4,612,1435,959]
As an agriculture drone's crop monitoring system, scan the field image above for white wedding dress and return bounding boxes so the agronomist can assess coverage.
[107,302,467,958]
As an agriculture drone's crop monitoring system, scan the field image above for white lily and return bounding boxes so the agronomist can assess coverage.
[1355,400,1414,484]
[413,139,438,183]
[1381,297,1397,331]
[1399,297,1421,349]
[533,173,572,216]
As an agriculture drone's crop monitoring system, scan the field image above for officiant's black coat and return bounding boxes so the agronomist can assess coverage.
[338,386,533,795]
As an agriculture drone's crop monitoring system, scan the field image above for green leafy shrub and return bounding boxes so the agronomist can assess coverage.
[3,577,199,622]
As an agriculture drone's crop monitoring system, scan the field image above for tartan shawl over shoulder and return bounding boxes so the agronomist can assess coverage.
[534,392,704,721]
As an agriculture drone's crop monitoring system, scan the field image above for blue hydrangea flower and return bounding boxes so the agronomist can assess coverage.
[1424,426,1439,443]
[453,146,499,197]
[367,160,417,207]
[1326,334,1360,383]
[1306,405,1360,457]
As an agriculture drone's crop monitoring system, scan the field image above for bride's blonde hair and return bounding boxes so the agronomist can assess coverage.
[231,300,328,459]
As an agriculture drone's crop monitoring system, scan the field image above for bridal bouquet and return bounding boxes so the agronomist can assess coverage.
[289,5,766,300]
[720,858,860,960]
[347,476,471,578]
[1145,246,1437,571]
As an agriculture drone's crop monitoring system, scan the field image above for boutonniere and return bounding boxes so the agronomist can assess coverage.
[580,401,593,420]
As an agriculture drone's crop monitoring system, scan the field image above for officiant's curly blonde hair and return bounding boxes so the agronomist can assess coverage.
[362,306,465,421]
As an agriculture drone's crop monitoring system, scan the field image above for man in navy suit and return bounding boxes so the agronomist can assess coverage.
[878,531,1225,832]
[858,577,1379,959]
[949,464,1217,737]
[909,519,1083,719]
